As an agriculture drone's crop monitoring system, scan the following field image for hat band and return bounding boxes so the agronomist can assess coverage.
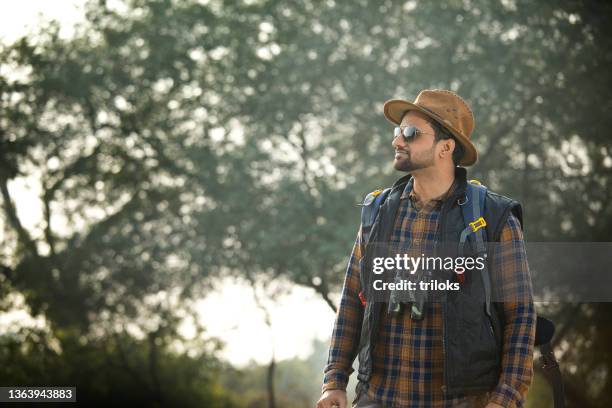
[417,105,445,124]
[416,105,454,135]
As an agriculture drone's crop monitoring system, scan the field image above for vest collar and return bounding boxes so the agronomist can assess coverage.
[392,167,469,204]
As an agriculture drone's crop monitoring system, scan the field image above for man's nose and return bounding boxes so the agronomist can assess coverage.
[392,133,405,149]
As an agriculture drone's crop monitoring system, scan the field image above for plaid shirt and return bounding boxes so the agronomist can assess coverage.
[322,180,536,408]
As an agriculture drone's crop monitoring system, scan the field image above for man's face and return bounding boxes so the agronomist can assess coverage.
[392,110,439,172]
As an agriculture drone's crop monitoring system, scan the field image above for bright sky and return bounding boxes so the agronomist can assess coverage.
[196,279,335,365]
[0,1,84,45]
[0,1,337,367]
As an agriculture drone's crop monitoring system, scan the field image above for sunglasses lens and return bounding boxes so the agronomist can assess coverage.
[394,126,418,140]
[403,126,416,139]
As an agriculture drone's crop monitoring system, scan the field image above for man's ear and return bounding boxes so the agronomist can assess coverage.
[447,138,456,153]
[440,139,454,159]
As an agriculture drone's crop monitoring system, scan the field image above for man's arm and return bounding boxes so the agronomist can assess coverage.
[488,213,537,408]
[321,229,365,392]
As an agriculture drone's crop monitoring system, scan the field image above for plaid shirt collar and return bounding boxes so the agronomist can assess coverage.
[400,175,459,210]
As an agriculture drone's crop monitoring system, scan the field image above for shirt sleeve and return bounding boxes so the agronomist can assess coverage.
[321,228,365,392]
[488,213,537,408]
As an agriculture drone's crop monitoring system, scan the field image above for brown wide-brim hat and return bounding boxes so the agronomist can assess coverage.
[383,89,478,166]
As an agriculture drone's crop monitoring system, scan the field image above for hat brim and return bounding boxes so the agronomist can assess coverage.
[383,99,478,166]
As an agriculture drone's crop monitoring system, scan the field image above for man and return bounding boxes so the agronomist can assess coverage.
[316,89,536,408]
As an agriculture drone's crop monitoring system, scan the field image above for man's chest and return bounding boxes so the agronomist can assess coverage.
[389,201,442,249]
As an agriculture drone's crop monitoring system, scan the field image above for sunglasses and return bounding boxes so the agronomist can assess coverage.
[393,125,434,142]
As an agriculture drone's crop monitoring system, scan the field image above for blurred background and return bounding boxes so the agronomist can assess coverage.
[1,0,611,407]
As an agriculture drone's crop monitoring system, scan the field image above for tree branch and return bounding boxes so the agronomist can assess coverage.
[306,280,338,314]
[41,181,56,258]
[0,174,39,258]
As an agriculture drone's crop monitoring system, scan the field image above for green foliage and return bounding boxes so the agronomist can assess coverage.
[0,326,236,407]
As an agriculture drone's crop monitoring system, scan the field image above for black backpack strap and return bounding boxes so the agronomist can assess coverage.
[459,181,492,316]
[359,188,392,246]
[535,317,566,408]
[357,188,391,305]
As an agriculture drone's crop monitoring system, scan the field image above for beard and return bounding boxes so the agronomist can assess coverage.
[393,145,436,172]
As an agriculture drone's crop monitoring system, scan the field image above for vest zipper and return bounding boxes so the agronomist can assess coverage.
[437,200,450,395]
[441,299,448,395]
[437,189,464,395]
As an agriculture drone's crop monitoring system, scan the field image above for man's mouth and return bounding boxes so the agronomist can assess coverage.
[395,150,409,158]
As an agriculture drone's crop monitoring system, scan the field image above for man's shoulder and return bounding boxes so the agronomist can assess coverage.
[361,174,412,203]
[482,188,524,233]
[465,180,521,215]
[484,189,520,207]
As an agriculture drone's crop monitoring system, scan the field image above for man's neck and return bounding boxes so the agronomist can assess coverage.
[411,166,456,203]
